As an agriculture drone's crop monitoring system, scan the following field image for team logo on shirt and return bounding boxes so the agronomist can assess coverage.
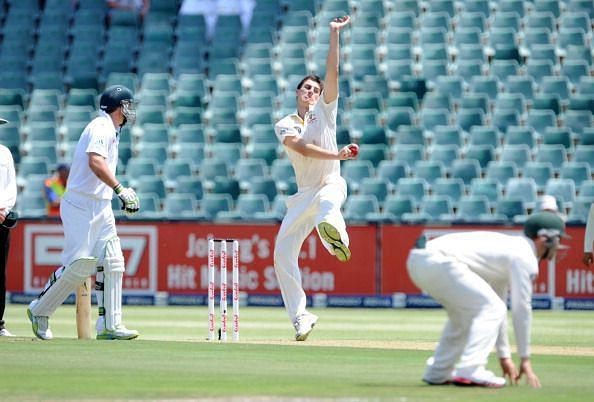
[294,126,301,133]
[306,113,317,124]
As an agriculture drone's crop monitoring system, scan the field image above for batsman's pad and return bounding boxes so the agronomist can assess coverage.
[100,237,125,331]
[30,257,98,317]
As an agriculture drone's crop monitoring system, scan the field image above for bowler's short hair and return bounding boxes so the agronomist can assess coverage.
[296,75,324,92]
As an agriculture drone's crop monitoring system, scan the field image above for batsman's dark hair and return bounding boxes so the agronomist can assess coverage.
[296,75,324,92]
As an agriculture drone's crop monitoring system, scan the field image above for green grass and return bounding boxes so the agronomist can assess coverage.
[1,305,593,401]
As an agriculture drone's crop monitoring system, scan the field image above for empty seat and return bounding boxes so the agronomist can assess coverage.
[450,159,481,185]
[432,177,465,202]
[359,177,389,202]
[523,161,554,191]
[456,195,492,222]
[495,197,527,222]
[342,160,375,191]
[396,177,428,203]
[505,177,538,208]
[343,194,380,222]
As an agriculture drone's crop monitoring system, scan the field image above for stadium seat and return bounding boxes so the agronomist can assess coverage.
[343,194,381,222]
[432,177,465,202]
[376,160,409,188]
[485,160,518,186]
[523,161,554,192]
[456,195,492,222]
[396,177,428,203]
[505,177,538,208]
[342,160,374,191]
[413,160,444,185]
[495,197,528,222]
[469,178,504,205]
[560,162,591,188]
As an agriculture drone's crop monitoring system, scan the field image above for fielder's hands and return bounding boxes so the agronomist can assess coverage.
[499,357,518,385]
[517,358,541,388]
[114,183,140,215]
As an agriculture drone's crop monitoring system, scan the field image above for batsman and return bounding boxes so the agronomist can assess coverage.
[27,85,140,341]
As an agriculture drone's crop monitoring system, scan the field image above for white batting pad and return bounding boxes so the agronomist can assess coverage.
[30,257,98,317]
[102,237,125,331]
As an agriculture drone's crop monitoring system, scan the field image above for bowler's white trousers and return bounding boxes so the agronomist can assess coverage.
[407,249,507,383]
[274,177,349,322]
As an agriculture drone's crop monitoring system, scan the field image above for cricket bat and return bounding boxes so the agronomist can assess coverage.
[76,278,92,339]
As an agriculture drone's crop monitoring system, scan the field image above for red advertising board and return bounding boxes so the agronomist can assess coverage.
[6,220,591,300]
[7,221,377,296]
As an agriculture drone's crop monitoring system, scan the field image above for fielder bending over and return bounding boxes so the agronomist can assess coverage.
[28,85,140,340]
[273,15,359,341]
[406,212,568,388]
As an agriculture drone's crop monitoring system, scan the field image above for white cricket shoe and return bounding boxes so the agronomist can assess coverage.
[452,366,506,388]
[294,312,318,341]
[318,222,351,262]
[27,305,53,340]
[0,328,14,337]
[97,325,139,340]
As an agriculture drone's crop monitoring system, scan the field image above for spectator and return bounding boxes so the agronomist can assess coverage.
[106,0,150,19]
[537,195,560,214]
[43,163,70,218]
[179,0,255,39]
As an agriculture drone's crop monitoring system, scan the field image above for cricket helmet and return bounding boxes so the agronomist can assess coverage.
[99,85,137,124]
[523,211,567,239]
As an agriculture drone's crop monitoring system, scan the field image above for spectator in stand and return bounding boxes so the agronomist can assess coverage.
[179,0,255,39]
[106,0,150,19]
[43,163,70,218]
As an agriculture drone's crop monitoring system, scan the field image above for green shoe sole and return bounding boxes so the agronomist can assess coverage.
[318,222,351,262]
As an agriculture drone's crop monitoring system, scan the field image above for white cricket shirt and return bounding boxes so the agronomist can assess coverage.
[66,111,120,200]
[274,96,340,191]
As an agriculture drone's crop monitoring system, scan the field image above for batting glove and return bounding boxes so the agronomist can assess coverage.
[114,183,140,215]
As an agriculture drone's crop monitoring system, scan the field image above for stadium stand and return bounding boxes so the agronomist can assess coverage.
[3,0,592,223]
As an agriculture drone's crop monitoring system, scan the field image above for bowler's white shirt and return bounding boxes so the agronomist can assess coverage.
[274,97,340,191]
[67,111,119,200]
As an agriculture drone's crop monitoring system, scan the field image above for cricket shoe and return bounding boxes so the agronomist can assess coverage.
[27,305,53,340]
[317,222,351,262]
[97,325,139,340]
[452,367,506,388]
[0,328,14,337]
[294,312,318,341]
[422,356,453,385]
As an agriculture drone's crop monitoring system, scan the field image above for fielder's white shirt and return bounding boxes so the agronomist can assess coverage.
[426,231,539,358]
[0,144,16,213]
[67,111,119,200]
[274,96,340,191]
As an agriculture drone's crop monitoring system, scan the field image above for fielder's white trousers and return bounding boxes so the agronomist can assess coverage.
[274,178,348,322]
[406,249,507,383]
[61,191,118,266]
